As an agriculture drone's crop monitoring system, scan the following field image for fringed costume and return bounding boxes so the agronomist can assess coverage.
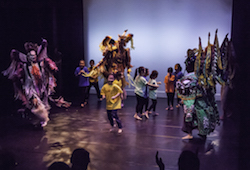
[2,39,71,127]
[177,30,234,138]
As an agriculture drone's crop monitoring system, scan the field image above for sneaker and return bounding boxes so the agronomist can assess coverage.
[118,129,123,134]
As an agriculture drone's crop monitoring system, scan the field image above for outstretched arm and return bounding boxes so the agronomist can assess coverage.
[156,151,165,170]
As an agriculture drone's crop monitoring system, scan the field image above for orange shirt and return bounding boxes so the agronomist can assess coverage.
[164,73,175,93]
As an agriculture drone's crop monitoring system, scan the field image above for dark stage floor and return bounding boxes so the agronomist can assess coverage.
[0,95,239,170]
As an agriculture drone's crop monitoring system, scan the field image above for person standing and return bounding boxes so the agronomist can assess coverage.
[74,60,89,107]
[174,63,184,108]
[148,70,161,116]
[164,67,175,110]
[87,59,102,101]
[101,74,123,133]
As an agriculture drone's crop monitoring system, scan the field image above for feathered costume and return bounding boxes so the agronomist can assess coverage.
[177,30,234,136]
[2,39,71,127]
[86,30,133,88]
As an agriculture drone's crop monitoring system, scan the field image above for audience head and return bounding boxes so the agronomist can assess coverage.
[178,150,200,170]
[70,148,90,170]
[150,70,158,79]
[48,162,70,170]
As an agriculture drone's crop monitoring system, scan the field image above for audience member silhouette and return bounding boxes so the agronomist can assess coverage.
[156,150,200,170]
[178,150,200,170]
[0,149,17,170]
[70,148,90,170]
[48,161,70,170]
[156,151,165,170]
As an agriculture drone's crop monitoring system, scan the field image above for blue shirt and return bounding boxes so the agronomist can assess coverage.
[74,66,90,87]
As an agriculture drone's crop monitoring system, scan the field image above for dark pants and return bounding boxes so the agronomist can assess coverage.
[143,97,149,112]
[87,82,102,99]
[135,94,145,116]
[148,99,157,112]
[79,86,88,104]
[167,93,174,106]
[107,110,122,128]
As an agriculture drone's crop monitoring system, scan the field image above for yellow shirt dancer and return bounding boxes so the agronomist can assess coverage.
[101,74,123,134]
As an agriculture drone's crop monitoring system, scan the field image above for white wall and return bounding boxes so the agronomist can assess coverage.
[83,0,232,101]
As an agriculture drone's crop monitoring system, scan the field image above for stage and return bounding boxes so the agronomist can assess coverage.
[0,95,239,170]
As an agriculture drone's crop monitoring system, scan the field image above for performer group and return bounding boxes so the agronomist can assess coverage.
[3,29,234,140]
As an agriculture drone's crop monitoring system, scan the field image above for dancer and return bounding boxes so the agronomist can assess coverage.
[101,74,123,133]
[173,63,184,108]
[164,67,175,110]
[142,68,150,118]
[177,30,230,140]
[148,70,161,116]
[74,60,89,107]
[133,67,147,120]
[2,39,59,127]
[87,59,102,101]
[133,67,158,120]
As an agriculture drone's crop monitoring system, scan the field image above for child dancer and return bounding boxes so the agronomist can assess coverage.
[134,67,147,120]
[148,70,161,116]
[101,74,123,133]
[134,67,158,120]
[164,67,175,110]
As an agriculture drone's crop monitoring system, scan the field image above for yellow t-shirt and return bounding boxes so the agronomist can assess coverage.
[88,67,99,83]
[101,83,123,110]
[113,79,122,88]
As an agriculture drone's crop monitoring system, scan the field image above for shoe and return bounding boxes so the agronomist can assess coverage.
[182,134,193,140]
[118,129,123,134]
[170,107,174,110]
[134,113,142,120]
[165,107,170,110]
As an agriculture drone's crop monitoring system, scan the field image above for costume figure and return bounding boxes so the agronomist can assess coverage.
[96,30,134,81]
[177,30,233,140]
[2,39,70,127]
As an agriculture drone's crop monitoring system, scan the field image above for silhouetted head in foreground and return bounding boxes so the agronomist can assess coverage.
[48,162,70,170]
[178,150,200,170]
[70,148,90,170]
